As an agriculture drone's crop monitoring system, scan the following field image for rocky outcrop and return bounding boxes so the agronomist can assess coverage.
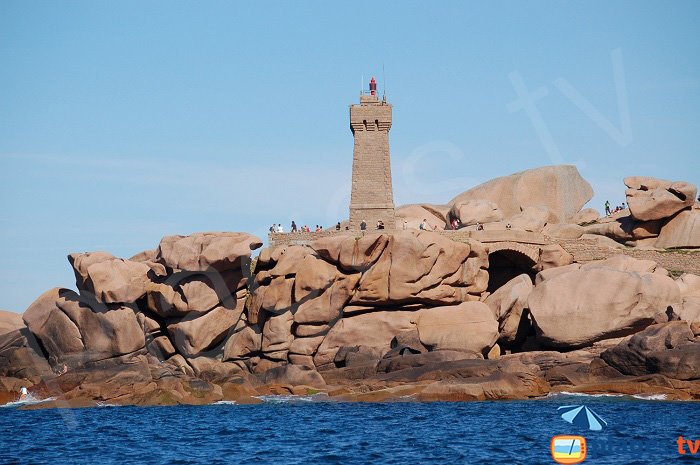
[675,273,700,334]
[0,311,23,336]
[68,252,161,304]
[624,177,696,222]
[394,204,448,230]
[449,200,503,227]
[22,288,146,366]
[601,322,700,380]
[448,165,593,223]
[3,192,700,407]
[484,274,533,345]
[156,232,262,272]
[529,256,680,348]
[413,302,498,355]
[244,231,491,372]
[654,206,700,249]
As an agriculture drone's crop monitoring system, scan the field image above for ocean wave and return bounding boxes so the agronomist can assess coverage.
[630,393,667,401]
[212,400,237,406]
[255,394,324,403]
[548,391,624,398]
[547,391,668,401]
[0,396,56,409]
[96,402,121,408]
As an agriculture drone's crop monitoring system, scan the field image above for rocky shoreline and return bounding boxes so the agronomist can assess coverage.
[1,165,698,408]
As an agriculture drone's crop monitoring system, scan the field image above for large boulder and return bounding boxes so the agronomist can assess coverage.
[568,208,599,224]
[506,206,551,232]
[68,252,156,304]
[156,232,262,272]
[484,274,533,345]
[0,329,53,380]
[252,232,489,316]
[313,310,418,369]
[395,204,448,230]
[624,177,697,222]
[146,270,246,317]
[674,274,700,333]
[583,215,663,242]
[223,325,262,361]
[654,207,700,249]
[529,257,681,348]
[601,322,700,380]
[535,244,573,271]
[448,165,593,223]
[22,288,146,366]
[167,305,243,357]
[346,232,488,305]
[0,311,24,336]
[413,302,498,355]
[449,200,503,227]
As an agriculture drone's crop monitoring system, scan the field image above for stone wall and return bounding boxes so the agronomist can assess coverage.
[269,230,700,275]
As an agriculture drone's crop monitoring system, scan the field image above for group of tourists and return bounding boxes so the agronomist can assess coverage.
[269,222,324,233]
[604,200,626,216]
[269,221,352,234]
[359,220,385,230]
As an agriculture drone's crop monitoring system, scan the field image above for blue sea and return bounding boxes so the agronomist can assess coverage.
[1,394,699,464]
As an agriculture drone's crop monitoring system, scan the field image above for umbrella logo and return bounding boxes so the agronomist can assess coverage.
[558,405,608,431]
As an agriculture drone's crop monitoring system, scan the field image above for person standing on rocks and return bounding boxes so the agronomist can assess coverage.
[605,200,611,216]
[360,220,367,231]
[291,221,297,233]
[336,222,341,231]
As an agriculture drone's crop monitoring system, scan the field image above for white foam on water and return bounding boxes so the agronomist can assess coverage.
[0,396,56,408]
[549,391,670,401]
[212,400,237,405]
[631,393,667,401]
[96,402,121,408]
[255,394,318,403]
[547,391,624,399]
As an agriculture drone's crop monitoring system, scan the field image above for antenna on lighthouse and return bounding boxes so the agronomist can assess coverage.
[382,63,386,102]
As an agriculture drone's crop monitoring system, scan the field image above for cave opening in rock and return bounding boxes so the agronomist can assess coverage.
[487,249,537,293]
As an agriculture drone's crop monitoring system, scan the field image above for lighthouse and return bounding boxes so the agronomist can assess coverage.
[348,77,396,230]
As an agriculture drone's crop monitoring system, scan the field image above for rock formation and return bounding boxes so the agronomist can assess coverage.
[1,167,699,407]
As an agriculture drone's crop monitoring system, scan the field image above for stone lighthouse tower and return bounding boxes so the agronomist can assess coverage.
[348,77,396,230]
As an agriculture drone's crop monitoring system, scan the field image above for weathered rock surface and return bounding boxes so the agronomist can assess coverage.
[674,273,700,333]
[449,199,503,226]
[0,311,24,336]
[529,257,680,348]
[601,322,700,380]
[157,232,262,272]
[448,165,593,223]
[168,305,243,357]
[23,288,146,366]
[68,252,156,304]
[314,310,417,369]
[568,208,599,224]
[654,207,700,249]
[484,274,533,345]
[413,302,498,355]
[624,176,697,222]
[395,204,448,230]
[5,217,700,407]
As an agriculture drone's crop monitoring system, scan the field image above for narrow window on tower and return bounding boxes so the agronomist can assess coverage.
[375,119,379,130]
[363,120,367,130]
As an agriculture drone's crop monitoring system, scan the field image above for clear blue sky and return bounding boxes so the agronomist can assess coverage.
[1,1,699,312]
